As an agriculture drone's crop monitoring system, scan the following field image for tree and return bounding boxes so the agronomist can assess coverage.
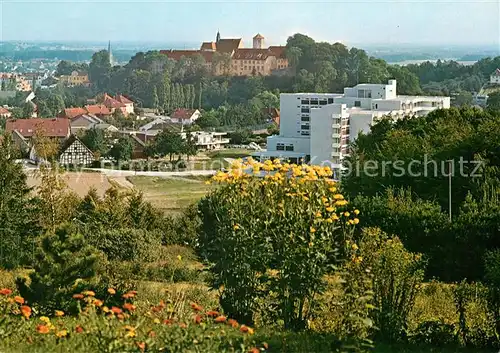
[89,50,112,90]
[285,47,302,74]
[153,129,184,161]
[82,128,107,156]
[152,86,159,113]
[108,137,133,163]
[0,135,41,269]
[163,81,171,113]
[249,91,279,110]
[22,102,34,118]
[183,130,198,161]
[55,60,74,76]
[454,91,473,107]
[196,110,220,129]
[9,107,24,119]
[487,91,500,112]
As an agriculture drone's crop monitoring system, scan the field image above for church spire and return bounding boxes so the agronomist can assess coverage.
[108,40,113,66]
[216,30,221,43]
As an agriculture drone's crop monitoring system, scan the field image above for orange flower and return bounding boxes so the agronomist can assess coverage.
[75,325,84,333]
[136,342,146,351]
[36,325,50,334]
[214,315,227,323]
[55,310,65,317]
[72,294,84,300]
[163,319,173,325]
[107,288,116,295]
[123,303,136,312]
[82,290,95,297]
[117,313,125,321]
[0,288,12,296]
[178,323,187,329]
[190,303,203,312]
[227,318,239,328]
[93,299,104,307]
[148,330,156,338]
[194,314,202,324]
[14,296,24,304]
[206,310,219,317]
[248,348,259,353]
[111,306,123,314]
[240,325,255,334]
[122,291,136,299]
[20,305,31,319]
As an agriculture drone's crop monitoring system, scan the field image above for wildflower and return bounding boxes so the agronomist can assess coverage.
[240,325,255,334]
[136,342,146,351]
[190,303,203,312]
[326,206,334,212]
[72,294,84,300]
[0,288,12,296]
[206,310,219,317]
[123,303,136,312]
[194,314,202,324]
[111,306,123,314]
[353,218,360,224]
[163,319,173,325]
[93,299,104,307]
[124,325,136,338]
[107,288,116,295]
[248,348,259,353]
[82,290,95,297]
[228,318,239,328]
[75,325,84,333]
[36,325,50,334]
[263,342,269,349]
[354,209,360,215]
[122,291,136,299]
[178,323,187,329]
[325,218,333,223]
[233,224,240,230]
[329,187,337,193]
[102,306,110,313]
[351,244,359,251]
[20,305,31,319]
[333,194,344,200]
[40,316,50,324]
[14,296,24,304]
[214,315,227,323]
[56,330,68,338]
[148,330,156,338]
[310,227,316,233]
[153,318,161,324]
[315,211,322,218]
[344,212,350,217]
[55,310,65,317]
[177,255,182,261]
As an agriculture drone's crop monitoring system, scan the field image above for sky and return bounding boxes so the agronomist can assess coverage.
[1,0,499,47]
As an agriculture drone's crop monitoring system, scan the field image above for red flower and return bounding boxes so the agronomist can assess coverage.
[214,315,227,323]
[14,296,24,304]
[123,303,136,312]
[194,314,202,324]
[190,302,203,312]
[72,294,84,300]
[228,318,239,328]
[136,342,146,351]
[148,330,156,338]
[36,325,50,334]
[75,325,84,333]
[111,306,122,314]
[206,310,219,317]
[20,305,31,319]
[240,325,255,334]
[163,319,173,325]
[0,288,12,296]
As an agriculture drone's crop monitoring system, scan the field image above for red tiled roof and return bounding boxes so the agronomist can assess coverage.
[171,108,198,120]
[233,48,273,60]
[61,107,87,119]
[268,46,287,59]
[160,50,214,63]
[115,94,133,104]
[0,107,10,115]
[215,38,242,54]
[103,93,126,109]
[5,118,70,138]
[85,104,112,116]
[200,42,217,51]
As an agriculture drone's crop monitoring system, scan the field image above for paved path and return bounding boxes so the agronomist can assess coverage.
[83,168,217,178]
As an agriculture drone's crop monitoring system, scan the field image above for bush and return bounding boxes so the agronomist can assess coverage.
[198,160,361,330]
[16,224,112,315]
[411,320,457,347]
[484,249,500,346]
[87,228,162,262]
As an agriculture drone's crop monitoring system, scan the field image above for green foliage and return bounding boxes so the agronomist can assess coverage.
[0,135,41,269]
[81,127,107,156]
[486,91,500,112]
[411,320,457,347]
[108,137,133,162]
[16,223,109,315]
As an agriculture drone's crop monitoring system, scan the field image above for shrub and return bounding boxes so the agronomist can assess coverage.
[355,228,426,342]
[198,160,360,329]
[484,249,500,346]
[411,320,457,347]
[16,224,112,315]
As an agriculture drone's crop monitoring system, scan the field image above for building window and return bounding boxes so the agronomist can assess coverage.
[310,99,319,105]
[301,99,309,105]
[332,128,340,134]
[285,144,294,151]
[328,98,334,104]
[301,124,310,130]
[354,101,361,107]
[301,107,310,113]
[332,137,340,144]
[301,131,310,136]
[319,99,327,105]
[276,143,285,151]
[332,117,340,125]
[301,115,310,122]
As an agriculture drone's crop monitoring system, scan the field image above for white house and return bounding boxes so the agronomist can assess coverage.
[181,131,230,150]
[490,69,500,84]
[254,80,450,177]
[170,109,201,125]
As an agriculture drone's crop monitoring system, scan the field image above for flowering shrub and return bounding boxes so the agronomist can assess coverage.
[0,287,264,353]
[198,159,360,329]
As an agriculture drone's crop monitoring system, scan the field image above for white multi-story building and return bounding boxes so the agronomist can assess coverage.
[490,69,500,84]
[255,80,450,177]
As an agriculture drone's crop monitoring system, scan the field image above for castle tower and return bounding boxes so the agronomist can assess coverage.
[253,33,264,49]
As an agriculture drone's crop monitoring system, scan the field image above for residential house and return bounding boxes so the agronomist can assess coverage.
[262,107,280,126]
[102,94,128,116]
[490,69,500,84]
[139,116,171,132]
[231,49,277,76]
[58,135,95,167]
[182,131,229,150]
[70,114,104,133]
[129,134,147,159]
[170,109,201,125]
[0,107,11,119]
[115,94,135,115]
[59,107,88,119]
[58,71,90,87]
[84,104,113,118]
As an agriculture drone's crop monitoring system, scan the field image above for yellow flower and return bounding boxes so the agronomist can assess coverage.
[344,212,350,217]
[354,209,360,215]
[353,218,360,224]
[325,218,333,223]
[315,211,322,218]
[333,194,344,200]
[326,206,334,212]
[153,318,161,324]
[55,310,65,317]
[329,187,337,193]
[56,330,68,338]
[351,243,359,251]
[310,227,316,233]
[177,255,182,261]
[233,224,240,230]
[40,316,50,324]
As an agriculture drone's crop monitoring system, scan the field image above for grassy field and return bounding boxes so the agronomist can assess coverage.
[127,176,211,214]
[207,148,253,159]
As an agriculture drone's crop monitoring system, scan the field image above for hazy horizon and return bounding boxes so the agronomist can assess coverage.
[1,0,499,47]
